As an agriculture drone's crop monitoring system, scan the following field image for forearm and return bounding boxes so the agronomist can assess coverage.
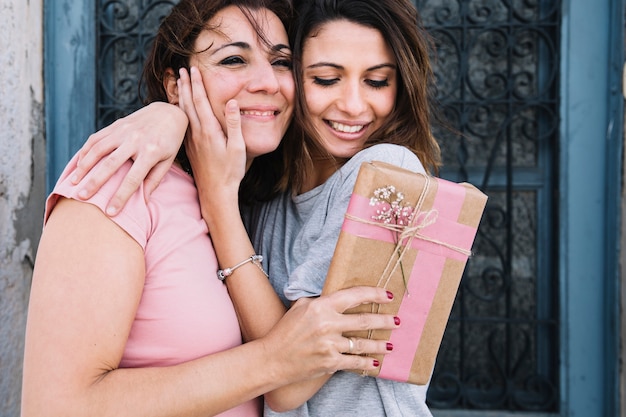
[201,197,286,341]
[23,338,288,417]
[264,376,332,413]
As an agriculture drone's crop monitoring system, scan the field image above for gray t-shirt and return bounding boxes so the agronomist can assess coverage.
[244,144,433,417]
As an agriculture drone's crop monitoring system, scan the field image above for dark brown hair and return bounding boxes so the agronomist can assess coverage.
[139,0,293,173]
[279,0,442,194]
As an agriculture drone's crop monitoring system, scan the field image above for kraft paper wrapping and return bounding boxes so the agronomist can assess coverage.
[322,161,488,385]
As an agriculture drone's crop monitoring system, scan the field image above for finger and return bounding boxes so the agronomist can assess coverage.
[342,337,393,356]
[224,100,245,154]
[75,145,135,200]
[338,310,401,334]
[142,160,172,202]
[73,127,125,184]
[326,286,395,313]
[101,157,156,216]
[76,123,114,162]
[335,354,381,373]
[189,66,224,138]
[178,68,201,131]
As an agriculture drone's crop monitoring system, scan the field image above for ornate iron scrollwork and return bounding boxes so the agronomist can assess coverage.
[419,0,560,411]
[97,0,177,128]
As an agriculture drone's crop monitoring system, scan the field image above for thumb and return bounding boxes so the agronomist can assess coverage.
[225,99,244,149]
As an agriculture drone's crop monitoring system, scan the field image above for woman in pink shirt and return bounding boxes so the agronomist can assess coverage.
[20,1,399,416]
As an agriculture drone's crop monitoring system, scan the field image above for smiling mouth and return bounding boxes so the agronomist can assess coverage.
[327,120,366,133]
[241,110,278,116]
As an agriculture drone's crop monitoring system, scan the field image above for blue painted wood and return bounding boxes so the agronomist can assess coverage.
[603,0,624,414]
[559,0,621,415]
[44,1,96,192]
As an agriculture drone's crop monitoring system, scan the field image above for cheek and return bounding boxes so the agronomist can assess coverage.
[203,69,241,101]
[281,75,296,106]
[303,85,326,118]
[205,92,227,129]
[374,89,397,120]
[201,75,230,126]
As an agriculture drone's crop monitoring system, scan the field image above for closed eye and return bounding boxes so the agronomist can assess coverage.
[367,79,390,89]
[273,58,293,69]
[313,77,339,87]
[219,56,246,66]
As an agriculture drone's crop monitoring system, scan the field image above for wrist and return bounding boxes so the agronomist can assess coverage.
[198,187,241,225]
[200,197,240,230]
[257,335,293,386]
[150,101,188,123]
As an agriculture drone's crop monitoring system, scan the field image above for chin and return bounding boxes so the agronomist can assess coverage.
[248,142,281,157]
[242,130,283,152]
[329,146,363,159]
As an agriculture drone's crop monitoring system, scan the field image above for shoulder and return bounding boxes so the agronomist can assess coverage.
[46,154,154,248]
[344,144,426,174]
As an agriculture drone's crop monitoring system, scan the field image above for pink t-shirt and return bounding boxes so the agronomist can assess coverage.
[46,155,261,416]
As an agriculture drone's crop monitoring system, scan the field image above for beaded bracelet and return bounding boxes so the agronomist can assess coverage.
[217,254,269,281]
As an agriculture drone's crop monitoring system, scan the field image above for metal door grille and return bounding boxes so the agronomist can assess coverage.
[418,0,560,411]
[96,0,561,412]
[97,0,177,127]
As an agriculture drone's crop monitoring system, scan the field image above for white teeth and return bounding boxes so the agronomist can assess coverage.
[328,121,365,133]
[240,110,275,117]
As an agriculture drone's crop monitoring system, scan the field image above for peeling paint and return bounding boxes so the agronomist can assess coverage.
[0,0,44,416]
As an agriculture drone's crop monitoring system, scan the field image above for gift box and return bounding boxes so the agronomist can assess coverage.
[322,161,487,385]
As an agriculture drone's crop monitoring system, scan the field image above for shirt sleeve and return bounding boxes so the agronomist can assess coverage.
[45,154,152,249]
[284,144,425,300]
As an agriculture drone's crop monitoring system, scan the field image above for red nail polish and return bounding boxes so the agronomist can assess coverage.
[386,342,393,351]
[373,360,380,367]
[394,316,401,326]
[386,291,394,299]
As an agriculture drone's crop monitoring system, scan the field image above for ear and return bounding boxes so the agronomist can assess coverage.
[163,68,179,104]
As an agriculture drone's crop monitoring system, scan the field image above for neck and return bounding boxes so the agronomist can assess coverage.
[298,157,346,194]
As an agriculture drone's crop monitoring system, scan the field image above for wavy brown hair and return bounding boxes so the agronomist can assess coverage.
[278,0,442,195]
[138,0,293,174]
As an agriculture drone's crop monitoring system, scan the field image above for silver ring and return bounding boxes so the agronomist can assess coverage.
[347,337,355,354]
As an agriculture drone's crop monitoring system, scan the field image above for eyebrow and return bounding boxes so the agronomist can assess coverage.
[211,41,251,55]
[307,62,396,71]
[210,41,291,55]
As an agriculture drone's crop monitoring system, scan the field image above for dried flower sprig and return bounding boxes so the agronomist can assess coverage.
[369,185,415,291]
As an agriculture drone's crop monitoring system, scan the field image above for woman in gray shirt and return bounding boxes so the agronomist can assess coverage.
[73,0,443,415]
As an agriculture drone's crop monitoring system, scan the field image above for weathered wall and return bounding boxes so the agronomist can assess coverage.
[0,0,45,415]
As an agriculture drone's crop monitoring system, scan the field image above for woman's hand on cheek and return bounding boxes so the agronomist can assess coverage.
[179,67,246,205]
[72,102,188,216]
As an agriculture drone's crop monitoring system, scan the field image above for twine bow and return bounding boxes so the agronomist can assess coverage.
[345,175,472,317]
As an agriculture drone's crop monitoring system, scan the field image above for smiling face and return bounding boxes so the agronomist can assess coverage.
[187,6,294,159]
[301,19,397,162]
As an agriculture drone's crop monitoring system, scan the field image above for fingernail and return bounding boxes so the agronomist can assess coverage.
[373,360,380,367]
[386,342,393,351]
[106,206,118,216]
[394,316,401,326]
[71,175,78,184]
[386,291,394,300]
[78,189,88,199]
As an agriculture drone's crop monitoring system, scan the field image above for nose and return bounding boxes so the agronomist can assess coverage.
[248,60,280,94]
[336,81,367,116]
